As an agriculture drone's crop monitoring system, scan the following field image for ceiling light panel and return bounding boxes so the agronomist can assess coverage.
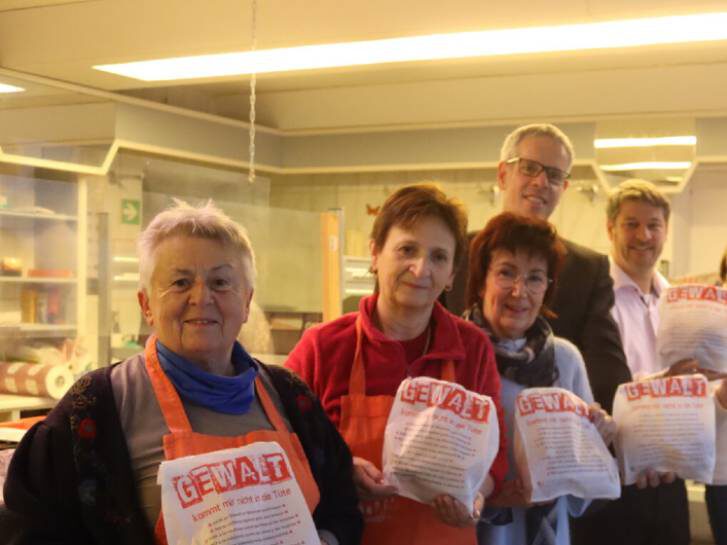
[594,136,697,148]
[94,12,727,81]
[601,161,692,171]
[0,83,25,93]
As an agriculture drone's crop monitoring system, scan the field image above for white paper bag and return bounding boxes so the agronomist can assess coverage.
[657,285,727,372]
[157,441,319,545]
[513,387,620,502]
[382,376,499,508]
[613,375,715,485]
[710,381,727,485]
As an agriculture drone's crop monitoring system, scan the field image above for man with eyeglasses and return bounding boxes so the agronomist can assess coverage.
[444,123,630,416]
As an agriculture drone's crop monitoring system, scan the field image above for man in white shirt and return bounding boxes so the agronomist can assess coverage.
[607,180,671,379]
[572,179,689,545]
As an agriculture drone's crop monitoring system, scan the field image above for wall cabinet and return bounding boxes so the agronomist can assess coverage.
[0,174,87,417]
[0,175,83,337]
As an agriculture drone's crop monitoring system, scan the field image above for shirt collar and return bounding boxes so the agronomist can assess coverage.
[609,257,670,297]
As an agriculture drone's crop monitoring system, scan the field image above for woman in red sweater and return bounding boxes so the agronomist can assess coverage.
[287,184,507,545]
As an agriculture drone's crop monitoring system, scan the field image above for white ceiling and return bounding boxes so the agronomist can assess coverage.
[3,0,727,133]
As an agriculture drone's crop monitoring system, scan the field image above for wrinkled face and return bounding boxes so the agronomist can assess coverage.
[498,135,571,220]
[608,199,668,280]
[371,216,456,312]
[138,236,252,368]
[482,249,548,340]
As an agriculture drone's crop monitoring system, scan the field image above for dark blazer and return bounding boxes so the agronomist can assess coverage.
[548,239,631,412]
[443,236,630,413]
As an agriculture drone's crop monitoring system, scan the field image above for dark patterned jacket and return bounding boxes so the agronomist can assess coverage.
[3,360,362,545]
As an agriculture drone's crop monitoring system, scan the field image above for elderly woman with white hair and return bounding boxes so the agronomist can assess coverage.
[4,201,362,545]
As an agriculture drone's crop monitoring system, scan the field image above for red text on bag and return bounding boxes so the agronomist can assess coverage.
[625,376,707,401]
[516,391,589,418]
[666,285,727,305]
[172,452,292,508]
[399,381,491,423]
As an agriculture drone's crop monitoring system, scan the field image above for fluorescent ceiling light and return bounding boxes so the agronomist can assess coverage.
[0,83,25,93]
[601,161,692,171]
[95,12,727,81]
[594,136,697,149]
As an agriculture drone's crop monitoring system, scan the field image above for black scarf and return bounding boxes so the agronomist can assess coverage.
[466,304,560,545]
[464,305,559,387]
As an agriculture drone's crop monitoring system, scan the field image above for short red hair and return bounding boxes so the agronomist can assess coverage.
[466,212,565,317]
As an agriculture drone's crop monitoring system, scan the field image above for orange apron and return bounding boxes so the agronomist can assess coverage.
[339,317,477,545]
[143,336,321,545]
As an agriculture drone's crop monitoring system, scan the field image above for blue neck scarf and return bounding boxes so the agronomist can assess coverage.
[156,340,258,415]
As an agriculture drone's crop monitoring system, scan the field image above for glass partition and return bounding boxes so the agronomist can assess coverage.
[104,154,325,366]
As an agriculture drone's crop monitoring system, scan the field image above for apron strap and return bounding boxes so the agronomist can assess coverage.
[144,335,193,434]
[349,315,367,396]
[254,375,289,433]
[441,359,456,382]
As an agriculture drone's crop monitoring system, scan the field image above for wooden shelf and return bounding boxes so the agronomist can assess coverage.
[0,210,77,222]
[0,276,76,284]
[0,323,77,338]
[0,394,56,422]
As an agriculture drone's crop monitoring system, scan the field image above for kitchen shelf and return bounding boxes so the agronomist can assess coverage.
[0,209,77,222]
[0,276,76,284]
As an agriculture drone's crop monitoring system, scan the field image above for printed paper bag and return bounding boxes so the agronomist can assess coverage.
[657,285,727,372]
[157,441,318,545]
[709,381,727,485]
[513,387,620,503]
[613,375,715,485]
[382,376,499,508]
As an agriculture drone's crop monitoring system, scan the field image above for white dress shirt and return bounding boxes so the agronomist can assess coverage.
[609,259,669,379]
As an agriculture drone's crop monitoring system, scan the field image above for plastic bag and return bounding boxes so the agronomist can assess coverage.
[513,387,620,502]
[657,285,727,372]
[382,376,499,508]
[613,375,715,485]
[157,441,319,545]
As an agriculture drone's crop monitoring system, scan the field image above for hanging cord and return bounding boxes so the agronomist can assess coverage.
[248,0,258,184]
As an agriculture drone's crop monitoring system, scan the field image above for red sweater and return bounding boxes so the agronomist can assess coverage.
[286,294,507,494]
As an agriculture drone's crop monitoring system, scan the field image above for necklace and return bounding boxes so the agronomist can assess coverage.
[421,323,432,357]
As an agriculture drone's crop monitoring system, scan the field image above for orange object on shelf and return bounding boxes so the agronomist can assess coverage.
[26,269,74,278]
[0,415,45,430]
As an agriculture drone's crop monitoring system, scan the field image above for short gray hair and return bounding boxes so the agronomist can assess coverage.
[606,179,671,224]
[138,199,256,292]
[500,123,575,169]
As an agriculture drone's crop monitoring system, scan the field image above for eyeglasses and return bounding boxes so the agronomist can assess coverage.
[490,267,552,295]
[504,157,570,187]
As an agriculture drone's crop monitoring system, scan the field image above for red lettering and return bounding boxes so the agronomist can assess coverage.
[517,396,534,416]
[209,461,236,493]
[400,382,417,403]
[516,390,589,418]
[625,376,707,402]
[174,475,201,508]
[415,383,430,404]
[169,450,297,509]
[398,379,491,422]
[665,285,727,305]
[442,389,466,416]
[262,453,291,483]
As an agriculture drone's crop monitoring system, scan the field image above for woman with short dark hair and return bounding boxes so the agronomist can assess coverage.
[464,212,614,545]
[287,184,507,545]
